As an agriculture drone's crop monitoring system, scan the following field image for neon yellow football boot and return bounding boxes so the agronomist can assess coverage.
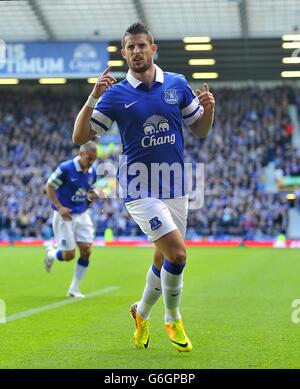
[130,302,150,349]
[165,320,193,352]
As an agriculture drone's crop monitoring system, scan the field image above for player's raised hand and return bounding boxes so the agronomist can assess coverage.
[91,66,117,99]
[196,83,215,113]
[59,206,72,221]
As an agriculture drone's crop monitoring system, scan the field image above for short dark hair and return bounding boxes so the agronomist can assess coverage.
[80,140,97,153]
[121,22,154,48]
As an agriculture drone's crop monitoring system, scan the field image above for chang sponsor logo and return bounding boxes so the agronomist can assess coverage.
[69,44,102,72]
[71,188,87,202]
[141,115,175,148]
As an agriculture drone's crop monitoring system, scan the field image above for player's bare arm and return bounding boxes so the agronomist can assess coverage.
[73,66,117,145]
[190,83,215,138]
[45,182,72,221]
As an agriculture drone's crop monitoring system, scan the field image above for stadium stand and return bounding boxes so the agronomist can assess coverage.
[0,85,299,241]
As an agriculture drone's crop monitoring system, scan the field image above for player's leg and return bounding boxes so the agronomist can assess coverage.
[155,229,192,352]
[67,242,92,298]
[132,246,163,320]
[127,196,191,351]
[135,198,187,320]
[152,246,164,271]
[154,229,186,320]
[44,211,76,272]
[129,246,163,350]
[128,197,188,324]
[126,198,179,349]
[67,210,94,297]
[154,196,192,352]
[45,246,76,261]
[157,195,188,322]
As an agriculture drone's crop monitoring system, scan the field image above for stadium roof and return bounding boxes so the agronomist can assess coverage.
[0,0,300,42]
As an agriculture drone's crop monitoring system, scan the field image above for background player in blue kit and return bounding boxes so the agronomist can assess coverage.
[73,22,215,351]
[44,141,103,298]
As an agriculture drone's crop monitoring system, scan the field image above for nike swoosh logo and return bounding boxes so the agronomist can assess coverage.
[155,288,162,291]
[170,339,188,348]
[144,336,149,349]
[71,178,77,182]
[125,100,138,109]
[171,293,180,297]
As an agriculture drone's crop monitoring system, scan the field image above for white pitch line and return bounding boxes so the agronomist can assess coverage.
[3,286,120,323]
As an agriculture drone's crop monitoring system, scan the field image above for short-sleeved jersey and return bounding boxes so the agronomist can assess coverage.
[91,65,203,202]
[47,156,97,214]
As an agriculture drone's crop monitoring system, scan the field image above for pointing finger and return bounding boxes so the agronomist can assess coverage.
[101,66,112,76]
[204,83,209,92]
[195,89,201,97]
[101,67,117,83]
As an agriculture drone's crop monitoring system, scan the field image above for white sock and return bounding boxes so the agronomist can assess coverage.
[47,248,64,261]
[137,265,162,320]
[69,259,89,291]
[48,249,58,260]
[161,260,185,323]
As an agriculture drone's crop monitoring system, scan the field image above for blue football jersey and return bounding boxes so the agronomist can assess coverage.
[47,156,97,213]
[91,65,203,202]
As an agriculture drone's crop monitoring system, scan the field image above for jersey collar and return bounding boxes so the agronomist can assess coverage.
[73,156,93,173]
[126,64,164,88]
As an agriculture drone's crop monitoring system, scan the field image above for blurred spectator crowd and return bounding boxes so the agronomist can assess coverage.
[0,85,299,241]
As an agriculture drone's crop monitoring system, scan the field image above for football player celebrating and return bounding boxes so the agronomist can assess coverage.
[73,23,215,351]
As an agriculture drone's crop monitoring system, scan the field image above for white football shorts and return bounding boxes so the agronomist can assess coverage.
[52,209,95,250]
[125,195,188,242]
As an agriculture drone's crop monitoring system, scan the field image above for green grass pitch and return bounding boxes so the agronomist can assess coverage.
[1,246,300,369]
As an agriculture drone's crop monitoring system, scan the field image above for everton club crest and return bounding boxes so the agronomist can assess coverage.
[149,217,162,231]
[164,89,178,105]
